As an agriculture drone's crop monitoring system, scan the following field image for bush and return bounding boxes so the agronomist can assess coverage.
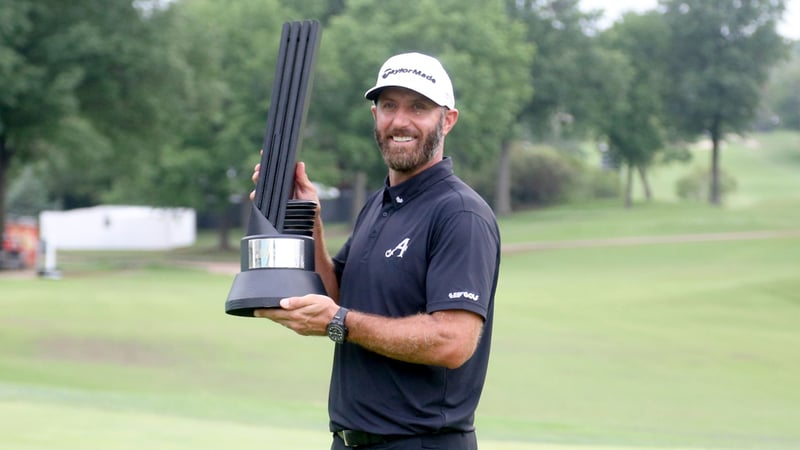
[510,144,580,207]
[469,142,622,210]
[576,168,621,200]
[676,167,738,202]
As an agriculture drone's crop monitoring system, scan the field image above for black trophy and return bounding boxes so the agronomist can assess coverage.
[225,20,326,317]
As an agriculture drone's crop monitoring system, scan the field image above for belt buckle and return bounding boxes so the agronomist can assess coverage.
[340,430,358,448]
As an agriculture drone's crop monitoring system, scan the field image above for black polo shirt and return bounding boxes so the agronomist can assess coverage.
[328,157,501,435]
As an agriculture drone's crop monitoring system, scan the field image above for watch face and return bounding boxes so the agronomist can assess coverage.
[327,324,346,343]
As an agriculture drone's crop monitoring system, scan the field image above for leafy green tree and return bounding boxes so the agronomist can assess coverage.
[763,42,800,130]
[600,12,671,207]
[108,0,302,249]
[111,0,368,248]
[506,0,602,138]
[1,0,78,247]
[661,0,789,205]
[503,0,628,213]
[0,0,183,255]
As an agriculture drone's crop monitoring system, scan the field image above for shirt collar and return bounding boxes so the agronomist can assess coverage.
[382,157,454,207]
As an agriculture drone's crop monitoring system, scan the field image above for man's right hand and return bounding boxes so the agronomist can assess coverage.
[292,161,320,207]
[249,151,319,211]
[249,160,261,202]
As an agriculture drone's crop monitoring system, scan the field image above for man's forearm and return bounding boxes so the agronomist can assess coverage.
[345,309,483,369]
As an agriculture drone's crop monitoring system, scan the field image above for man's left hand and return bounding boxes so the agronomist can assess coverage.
[254,294,338,336]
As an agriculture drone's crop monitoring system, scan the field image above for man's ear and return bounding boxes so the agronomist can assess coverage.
[442,108,459,136]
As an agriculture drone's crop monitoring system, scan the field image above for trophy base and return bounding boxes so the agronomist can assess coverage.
[225,268,326,317]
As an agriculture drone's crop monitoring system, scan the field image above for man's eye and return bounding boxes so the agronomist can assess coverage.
[413,103,427,111]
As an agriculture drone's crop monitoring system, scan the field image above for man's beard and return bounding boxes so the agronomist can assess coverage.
[375,110,444,173]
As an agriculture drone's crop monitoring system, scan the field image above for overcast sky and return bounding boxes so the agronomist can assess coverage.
[579,0,800,40]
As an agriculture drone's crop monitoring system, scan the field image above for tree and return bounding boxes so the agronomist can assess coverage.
[105,0,301,249]
[600,12,671,207]
[1,0,79,250]
[763,42,800,130]
[661,0,789,205]
[0,0,182,257]
[503,0,628,213]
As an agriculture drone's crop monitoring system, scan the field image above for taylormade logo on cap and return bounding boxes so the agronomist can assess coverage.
[365,52,455,109]
[381,67,437,84]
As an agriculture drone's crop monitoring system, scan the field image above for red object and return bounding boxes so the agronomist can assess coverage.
[3,221,39,268]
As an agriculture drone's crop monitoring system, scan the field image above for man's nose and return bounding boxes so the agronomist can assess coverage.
[390,106,415,126]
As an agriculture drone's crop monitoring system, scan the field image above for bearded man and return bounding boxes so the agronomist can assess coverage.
[254,52,501,450]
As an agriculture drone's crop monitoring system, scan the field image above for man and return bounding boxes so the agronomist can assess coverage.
[253,52,501,449]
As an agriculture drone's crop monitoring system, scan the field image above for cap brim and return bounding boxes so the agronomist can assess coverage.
[364,85,448,108]
[364,86,383,101]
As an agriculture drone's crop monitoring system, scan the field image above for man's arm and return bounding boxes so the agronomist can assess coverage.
[346,308,483,369]
[256,294,483,370]
[292,162,340,302]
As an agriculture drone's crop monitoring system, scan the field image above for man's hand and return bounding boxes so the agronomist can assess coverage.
[249,158,261,202]
[253,294,338,336]
[249,150,319,208]
[292,161,319,206]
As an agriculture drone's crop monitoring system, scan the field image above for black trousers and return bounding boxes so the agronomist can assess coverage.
[331,430,478,450]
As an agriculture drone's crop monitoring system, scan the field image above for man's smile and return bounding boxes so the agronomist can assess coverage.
[391,135,415,143]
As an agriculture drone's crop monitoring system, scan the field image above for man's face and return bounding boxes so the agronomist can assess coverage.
[372,87,456,175]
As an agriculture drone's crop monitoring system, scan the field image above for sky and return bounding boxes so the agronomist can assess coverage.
[579,0,800,40]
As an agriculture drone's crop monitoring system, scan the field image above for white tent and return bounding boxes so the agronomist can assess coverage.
[39,205,196,251]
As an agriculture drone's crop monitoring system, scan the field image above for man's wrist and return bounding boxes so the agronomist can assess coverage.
[326,306,349,344]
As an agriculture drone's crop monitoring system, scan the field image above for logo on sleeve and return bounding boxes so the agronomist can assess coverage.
[449,291,480,301]
[385,237,411,258]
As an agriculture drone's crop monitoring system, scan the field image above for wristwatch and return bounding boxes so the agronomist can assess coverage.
[326,307,349,344]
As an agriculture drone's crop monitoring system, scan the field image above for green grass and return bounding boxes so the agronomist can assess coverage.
[486,239,800,447]
[2,131,800,449]
[3,238,799,449]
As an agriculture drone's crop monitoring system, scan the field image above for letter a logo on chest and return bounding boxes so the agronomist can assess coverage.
[385,237,411,258]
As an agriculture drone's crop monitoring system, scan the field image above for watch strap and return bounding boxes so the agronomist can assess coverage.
[333,306,349,326]
[327,306,349,343]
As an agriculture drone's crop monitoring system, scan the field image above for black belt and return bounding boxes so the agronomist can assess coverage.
[335,429,467,448]
[335,429,398,447]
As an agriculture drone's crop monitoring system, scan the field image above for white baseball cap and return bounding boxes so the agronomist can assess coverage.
[364,52,455,109]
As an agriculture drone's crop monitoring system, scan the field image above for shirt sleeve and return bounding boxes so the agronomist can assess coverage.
[425,210,500,319]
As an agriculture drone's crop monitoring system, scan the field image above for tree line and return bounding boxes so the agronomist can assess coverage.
[1,0,795,249]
